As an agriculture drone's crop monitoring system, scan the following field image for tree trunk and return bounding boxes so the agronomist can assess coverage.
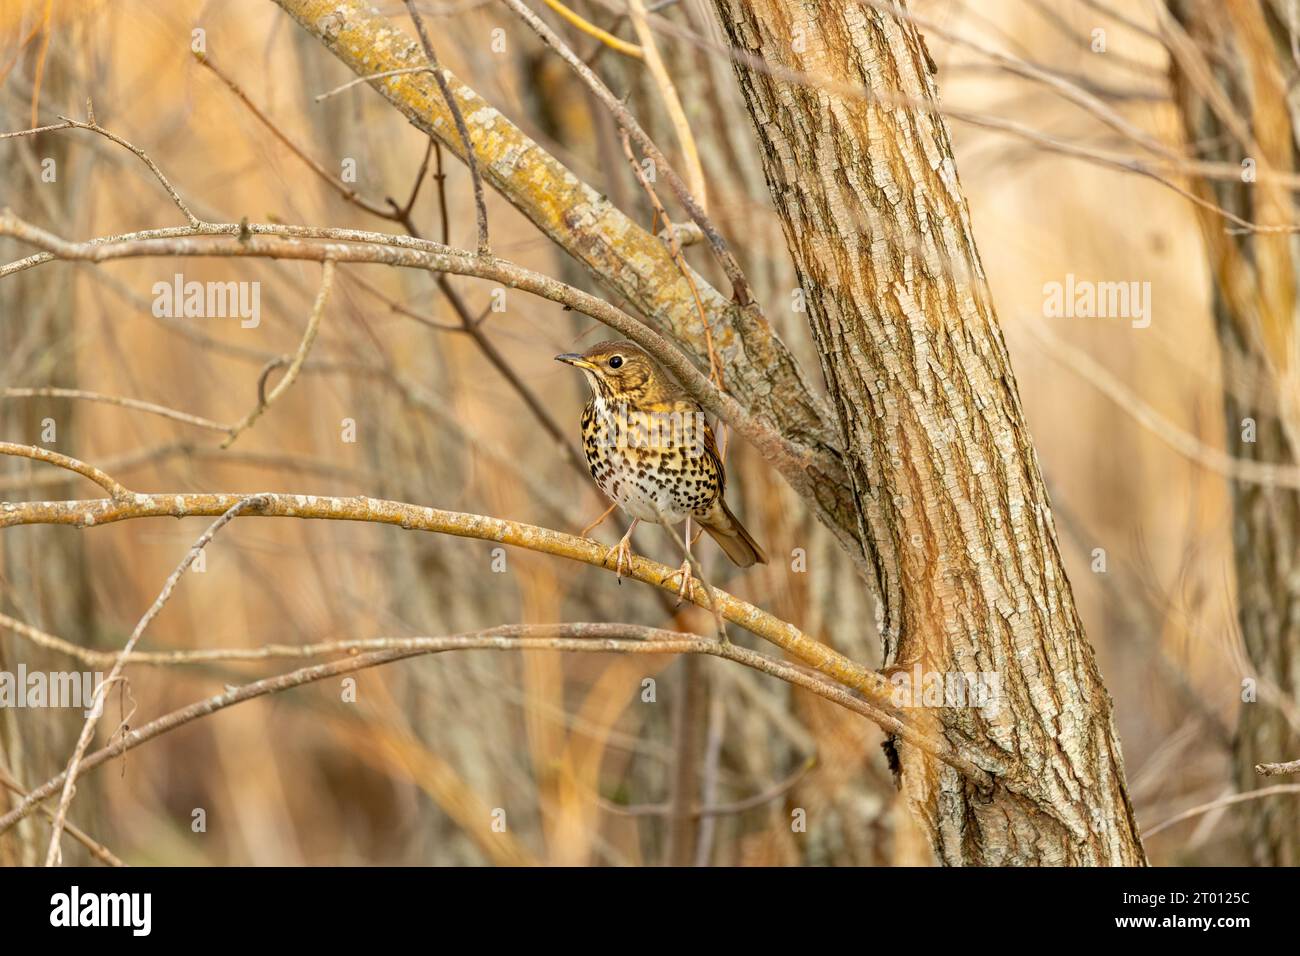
[1168,0,1300,865]
[710,0,1145,865]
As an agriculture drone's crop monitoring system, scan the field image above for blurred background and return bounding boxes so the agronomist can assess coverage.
[0,0,1276,865]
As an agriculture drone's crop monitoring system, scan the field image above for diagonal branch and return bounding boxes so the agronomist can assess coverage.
[401,0,489,255]
[501,0,744,301]
[0,769,125,867]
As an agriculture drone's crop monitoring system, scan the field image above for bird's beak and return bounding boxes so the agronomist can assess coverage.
[555,353,597,371]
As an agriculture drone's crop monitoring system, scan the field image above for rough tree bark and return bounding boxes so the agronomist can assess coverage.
[1168,0,1300,866]
[710,0,1146,864]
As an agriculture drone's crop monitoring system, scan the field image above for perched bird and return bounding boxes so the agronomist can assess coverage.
[556,340,766,599]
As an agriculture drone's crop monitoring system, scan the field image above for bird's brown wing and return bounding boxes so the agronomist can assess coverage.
[701,412,726,497]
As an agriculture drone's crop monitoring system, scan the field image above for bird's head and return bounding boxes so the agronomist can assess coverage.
[555,340,674,405]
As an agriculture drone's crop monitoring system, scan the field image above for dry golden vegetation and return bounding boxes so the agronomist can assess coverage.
[0,0,1294,866]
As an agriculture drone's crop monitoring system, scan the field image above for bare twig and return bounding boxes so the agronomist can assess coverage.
[403,0,490,255]
[1144,784,1300,837]
[0,441,371,494]
[2,112,200,226]
[863,0,1176,161]
[42,496,266,865]
[603,755,812,818]
[1019,322,1300,489]
[0,770,125,867]
[388,139,434,220]
[197,54,394,218]
[221,259,336,448]
[626,0,707,209]
[543,0,644,58]
[2,387,227,432]
[314,65,434,102]
[0,440,130,500]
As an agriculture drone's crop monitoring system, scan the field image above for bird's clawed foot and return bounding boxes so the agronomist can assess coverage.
[603,536,635,584]
[661,558,694,606]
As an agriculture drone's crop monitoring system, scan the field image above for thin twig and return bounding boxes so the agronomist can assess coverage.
[42,496,266,865]
[500,0,755,305]
[0,440,130,500]
[345,270,464,332]
[222,259,336,448]
[388,138,434,220]
[0,770,125,867]
[542,0,643,58]
[196,54,394,218]
[1019,322,1300,489]
[1143,784,1300,837]
[3,113,200,226]
[603,755,812,818]
[404,0,490,255]
[2,387,227,432]
[626,0,706,208]
[314,65,434,102]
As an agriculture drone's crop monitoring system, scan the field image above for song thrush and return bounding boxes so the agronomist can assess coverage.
[556,340,767,599]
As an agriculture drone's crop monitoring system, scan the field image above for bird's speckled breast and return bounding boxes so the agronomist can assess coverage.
[580,396,721,525]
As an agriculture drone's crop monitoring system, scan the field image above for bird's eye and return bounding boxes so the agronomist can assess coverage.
[608,355,624,369]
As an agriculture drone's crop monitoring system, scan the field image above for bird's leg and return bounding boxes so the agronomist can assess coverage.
[603,517,639,583]
[661,516,696,605]
[579,501,617,539]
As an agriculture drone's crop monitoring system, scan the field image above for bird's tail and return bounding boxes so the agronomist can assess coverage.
[701,500,768,568]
